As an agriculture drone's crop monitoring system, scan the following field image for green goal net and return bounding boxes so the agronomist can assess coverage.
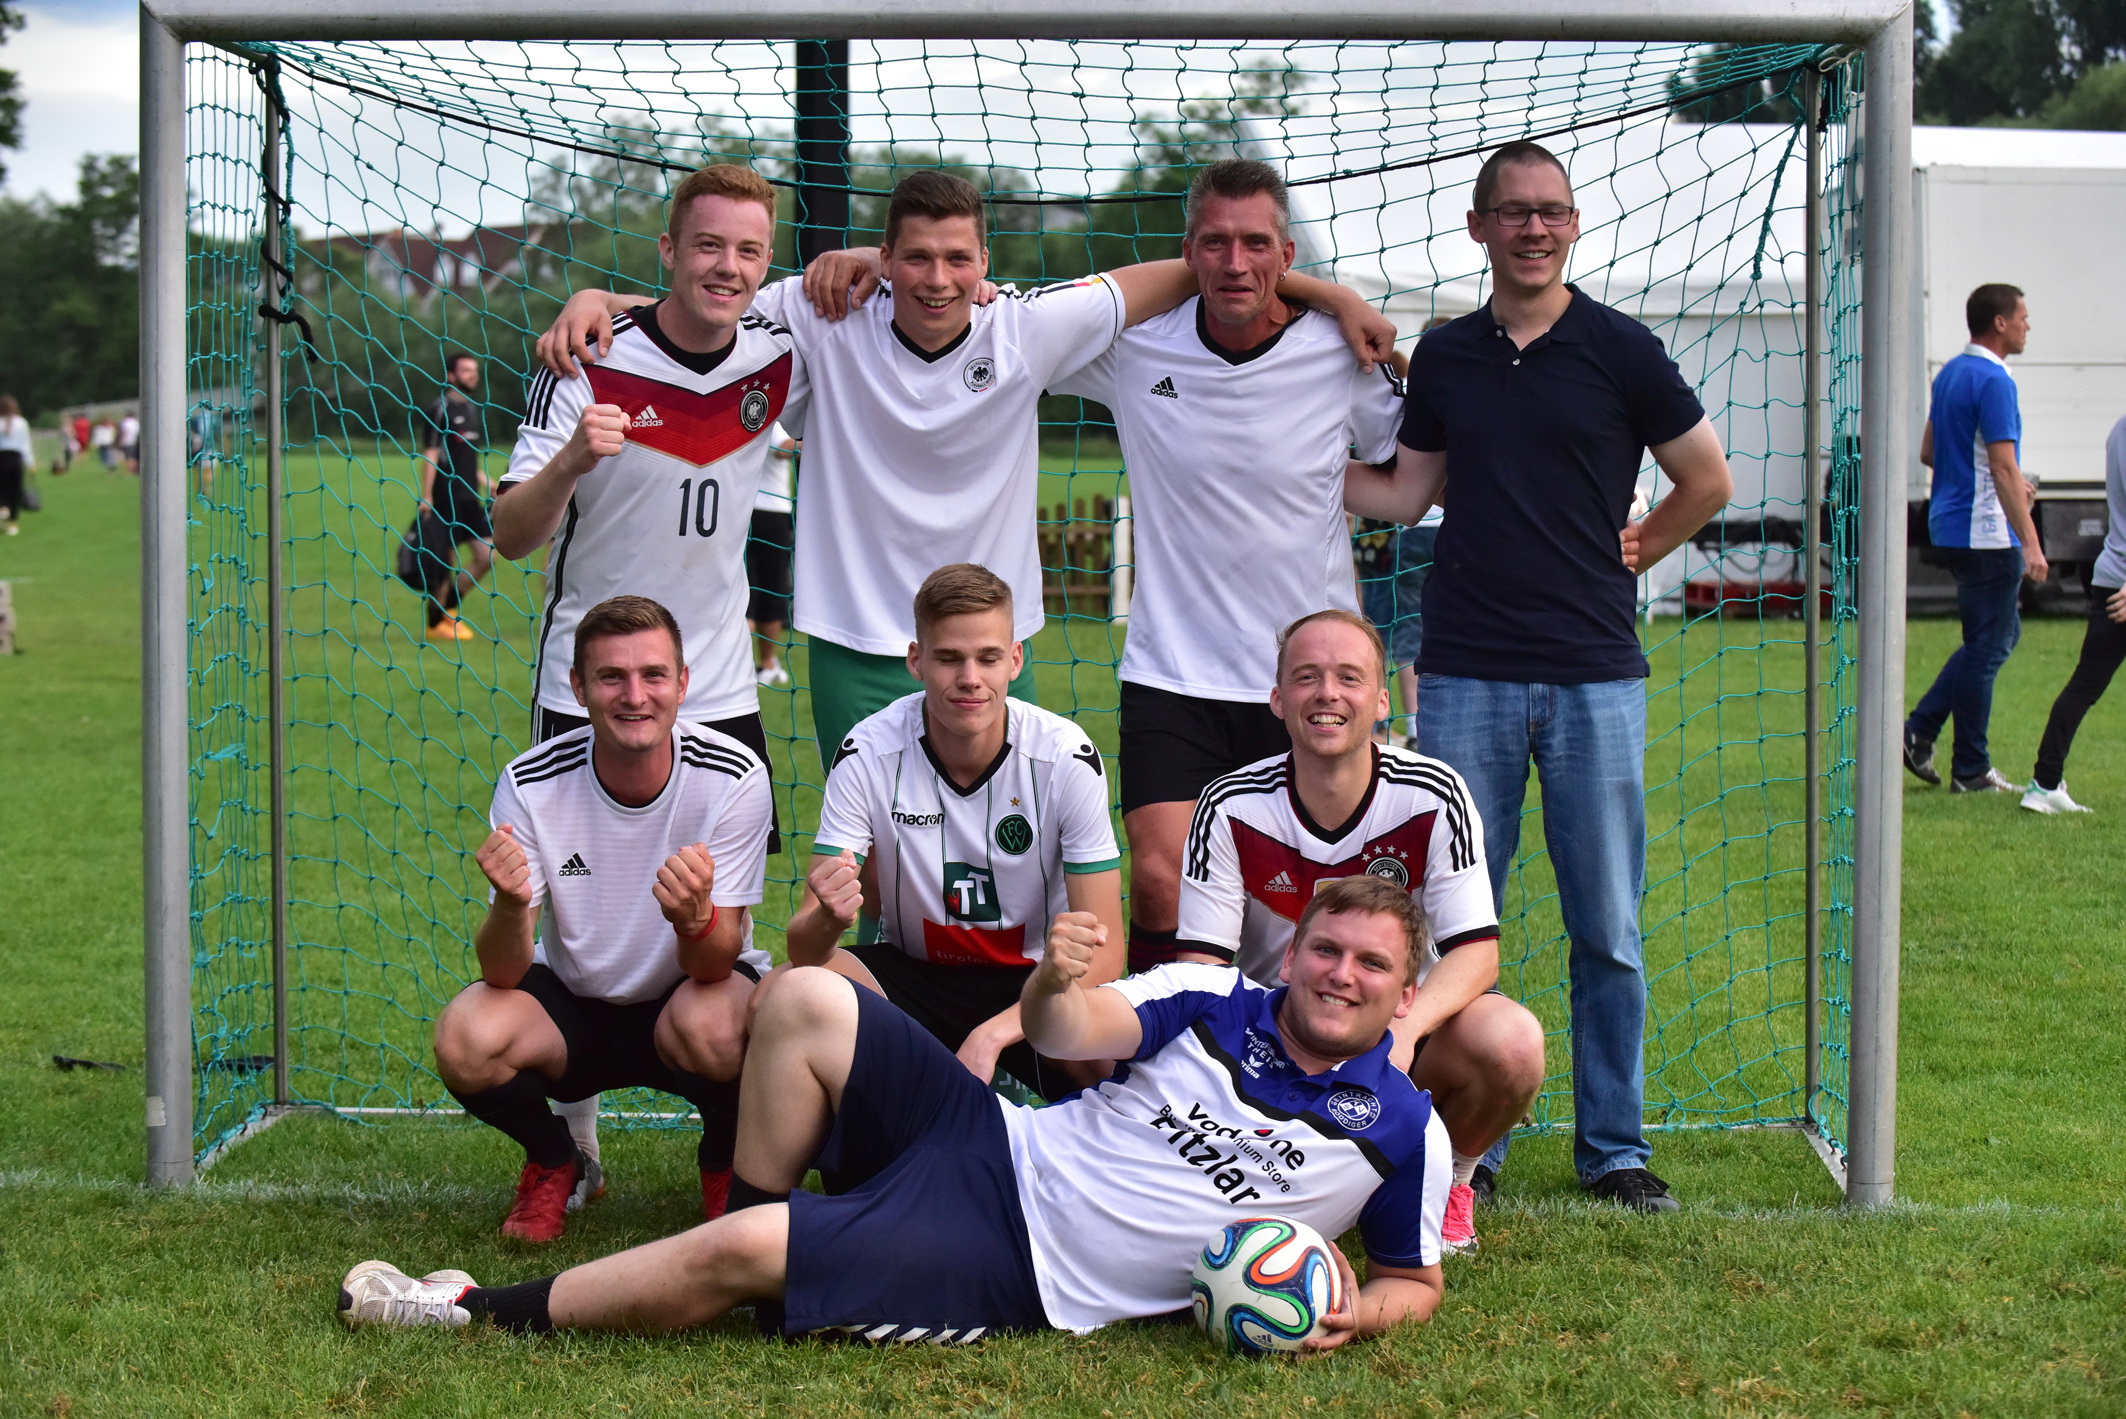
[181,37,1863,1167]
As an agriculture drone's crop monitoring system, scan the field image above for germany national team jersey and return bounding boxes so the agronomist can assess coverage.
[812,693,1120,967]
[749,274,1124,656]
[503,302,807,724]
[1176,745,1497,985]
[488,723,774,1005]
[1050,297,1404,702]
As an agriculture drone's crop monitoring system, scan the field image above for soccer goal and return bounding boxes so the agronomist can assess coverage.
[140,0,1916,1206]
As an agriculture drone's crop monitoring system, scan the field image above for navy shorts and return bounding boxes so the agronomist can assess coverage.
[780,986,1048,1342]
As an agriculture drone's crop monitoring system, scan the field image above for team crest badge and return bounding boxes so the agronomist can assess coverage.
[1324,1088,1382,1132]
[739,388,771,432]
[1364,856,1410,888]
[963,356,997,392]
[993,813,1033,855]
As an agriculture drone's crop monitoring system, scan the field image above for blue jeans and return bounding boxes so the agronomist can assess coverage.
[1907,545,2025,782]
[1418,675,1649,1183]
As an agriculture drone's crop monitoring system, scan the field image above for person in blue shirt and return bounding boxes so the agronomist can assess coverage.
[1904,284,2047,793]
[1360,141,1733,1215]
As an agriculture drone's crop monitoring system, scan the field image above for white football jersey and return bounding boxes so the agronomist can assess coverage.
[1176,746,1497,985]
[504,303,808,723]
[750,274,1125,655]
[1002,964,1451,1332]
[811,693,1119,967]
[1051,299,1404,701]
[488,723,773,1004]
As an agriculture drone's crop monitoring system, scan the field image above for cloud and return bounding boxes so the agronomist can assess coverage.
[3,5,140,199]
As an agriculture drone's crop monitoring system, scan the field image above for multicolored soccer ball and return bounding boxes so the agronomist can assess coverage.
[1189,1216,1344,1356]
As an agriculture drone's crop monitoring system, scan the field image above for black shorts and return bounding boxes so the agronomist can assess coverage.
[782,985,1048,1341]
[513,960,758,1104]
[848,941,1080,1100]
[1117,681,1291,814]
[745,509,793,625]
[432,482,491,544]
[535,706,781,855]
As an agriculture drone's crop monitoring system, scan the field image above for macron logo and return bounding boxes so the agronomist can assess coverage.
[558,853,592,877]
[1149,376,1178,399]
[632,404,665,428]
[1263,869,1297,894]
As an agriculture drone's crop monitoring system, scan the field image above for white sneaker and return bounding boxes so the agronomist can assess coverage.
[755,662,791,688]
[336,1260,476,1330]
[2020,781,2093,815]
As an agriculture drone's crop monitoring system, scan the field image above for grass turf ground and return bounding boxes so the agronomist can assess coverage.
[3,465,2123,1415]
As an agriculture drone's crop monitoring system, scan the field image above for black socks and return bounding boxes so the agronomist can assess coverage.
[460,1275,556,1334]
[448,1072,576,1168]
[1127,924,1180,974]
[725,1175,790,1213]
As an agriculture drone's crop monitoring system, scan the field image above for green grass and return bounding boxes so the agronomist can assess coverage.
[3,468,2124,1415]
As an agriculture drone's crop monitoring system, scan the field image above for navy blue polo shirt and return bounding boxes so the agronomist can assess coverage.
[1399,286,1705,683]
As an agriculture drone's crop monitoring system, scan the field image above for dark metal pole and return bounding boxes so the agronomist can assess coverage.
[793,39,852,266]
[263,74,291,1111]
[1801,65,1824,1125]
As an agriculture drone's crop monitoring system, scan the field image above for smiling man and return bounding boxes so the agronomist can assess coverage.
[537,168,1396,762]
[432,596,773,1241]
[782,563,1123,1099]
[1365,140,1734,1214]
[1045,159,1419,979]
[1175,610,1544,1256]
[338,876,1450,1347]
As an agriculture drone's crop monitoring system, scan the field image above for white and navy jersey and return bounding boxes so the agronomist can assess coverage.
[1002,964,1450,1333]
[1176,746,1497,986]
[750,274,1125,655]
[504,302,808,723]
[487,723,773,1004]
[813,693,1119,966]
[1051,299,1404,702]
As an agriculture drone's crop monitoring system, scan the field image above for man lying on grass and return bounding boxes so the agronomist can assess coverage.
[339,876,1451,1346]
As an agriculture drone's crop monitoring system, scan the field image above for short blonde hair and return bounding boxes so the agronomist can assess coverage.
[667,164,778,242]
[1294,875,1429,985]
[1275,608,1387,686]
[913,563,1013,637]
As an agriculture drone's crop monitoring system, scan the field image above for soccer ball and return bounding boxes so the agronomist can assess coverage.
[1189,1215,1344,1356]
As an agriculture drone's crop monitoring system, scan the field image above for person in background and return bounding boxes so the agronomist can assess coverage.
[69,414,91,473]
[92,420,117,470]
[119,412,140,476]
[2021,411,2126,814]
[0,396,31,536]
[1904,283,2046,795]
[748,423,797,688]
[415,352,496,642]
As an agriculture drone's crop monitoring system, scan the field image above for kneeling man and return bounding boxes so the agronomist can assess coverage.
[435,595,772,1241]
[784,562,1124,1098]
[1177,610,1545,1257]
[340,876,1451,1346]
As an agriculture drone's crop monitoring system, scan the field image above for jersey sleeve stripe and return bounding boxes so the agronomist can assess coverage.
[1173,938,1238,962]
[679,743,762,779]
[1434,925,1501,953]
[1063,856,1121,874]
[510,737,588,780]
[512,753,589,787]
[525,370,558,430]
[1182,761,1288,880]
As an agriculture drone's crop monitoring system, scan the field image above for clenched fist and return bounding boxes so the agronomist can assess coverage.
[564,404,629,476]
[652,841,718,938]
[807,849,863,926]
[475,824,533,908]
[1030,910,1105,995]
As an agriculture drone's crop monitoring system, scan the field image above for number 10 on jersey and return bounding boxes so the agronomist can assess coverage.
[677,477,720,538]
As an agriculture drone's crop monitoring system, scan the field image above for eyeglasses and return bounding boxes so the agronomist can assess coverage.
[1480,204,1577,228]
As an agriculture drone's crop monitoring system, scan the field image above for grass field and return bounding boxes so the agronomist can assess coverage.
[3,464,2123,1415]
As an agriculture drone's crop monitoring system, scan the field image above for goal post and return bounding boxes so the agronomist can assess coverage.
[138,0,1916,1205]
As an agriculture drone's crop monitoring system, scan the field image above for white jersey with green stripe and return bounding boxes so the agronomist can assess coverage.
[813,693,1120,967]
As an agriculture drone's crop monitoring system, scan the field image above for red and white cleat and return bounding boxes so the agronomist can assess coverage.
[1441,1182,1481,1256]
[500,1155,584,1242]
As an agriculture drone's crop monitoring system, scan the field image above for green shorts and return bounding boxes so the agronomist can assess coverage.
[807,635,1039,772]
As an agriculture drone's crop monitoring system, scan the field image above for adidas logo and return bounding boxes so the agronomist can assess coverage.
[1263,869,1297,894]
[558,853,592,877]
[1149,376,1178,399]
[632,404,665,428]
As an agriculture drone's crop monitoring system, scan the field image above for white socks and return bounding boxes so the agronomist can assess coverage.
[554,1094,601,1164]
[1451,1151,1483,1190]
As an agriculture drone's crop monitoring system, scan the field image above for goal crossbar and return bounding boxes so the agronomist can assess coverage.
[138,5,1916,1212]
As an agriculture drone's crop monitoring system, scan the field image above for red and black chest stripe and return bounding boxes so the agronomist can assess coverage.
[1231,812,1437,923]
[587,353,792,468]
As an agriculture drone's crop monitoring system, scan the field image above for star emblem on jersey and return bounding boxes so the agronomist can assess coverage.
[963,356,997,392]
[739,388,770,432]
[1324,1088,1382,1132]
[558,853,591,877]
[1263,869,1298,894]
[993,813,1034,856]
[1149,376,1178,399]
[631,404,665,428]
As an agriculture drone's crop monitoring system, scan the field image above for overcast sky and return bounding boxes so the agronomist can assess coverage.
[3,1,138,202]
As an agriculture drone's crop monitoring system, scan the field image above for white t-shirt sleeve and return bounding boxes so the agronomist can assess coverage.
[1174,798,1243,964]
[1045,342,1119,406]
[705,765,773,909]
[1019,275,1127,388]
[1348,362,1405,465]
[811,746,877,861]
[1420,766,1500,952]
[1054,746,1121,870]
[504,363,591,487]
[488,773,547,910]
